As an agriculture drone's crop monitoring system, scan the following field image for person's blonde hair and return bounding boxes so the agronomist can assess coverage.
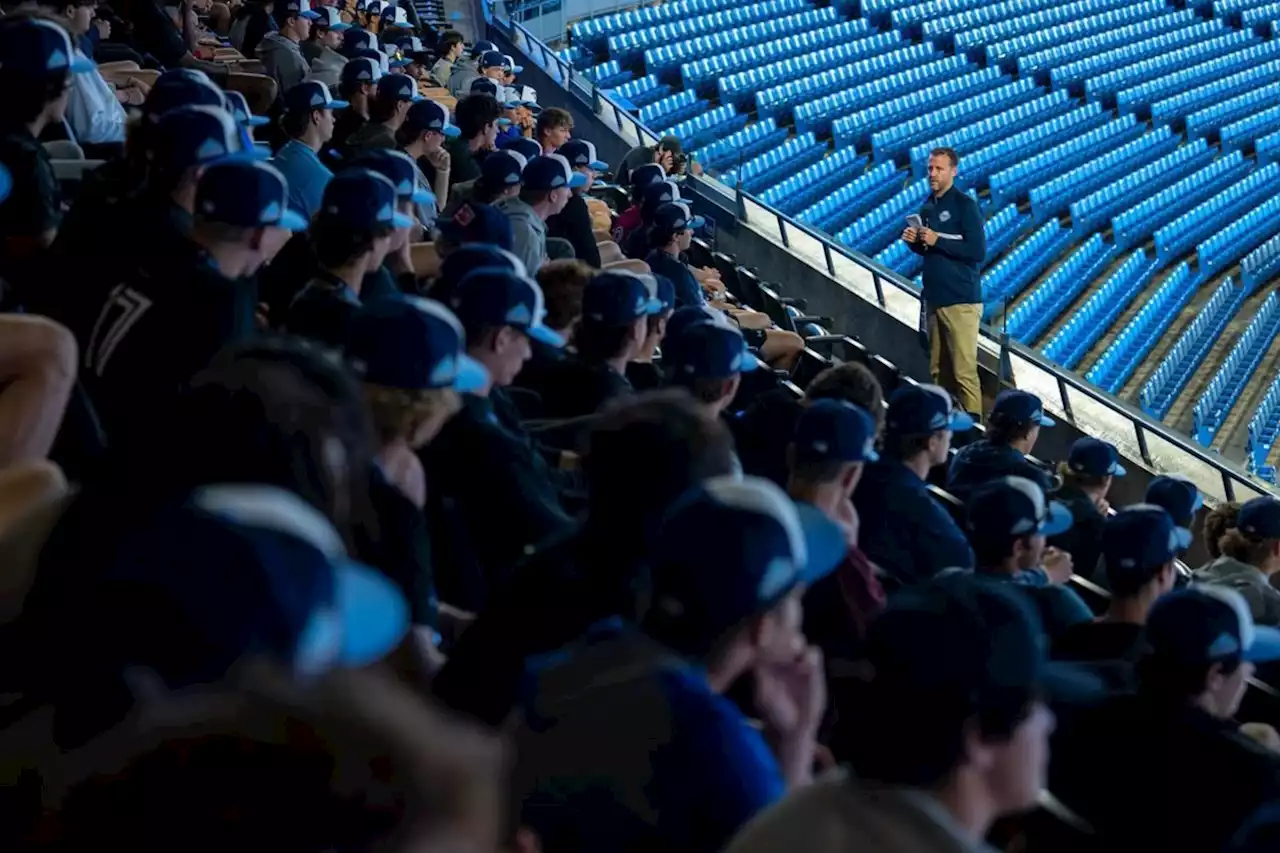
[363,384,461,445]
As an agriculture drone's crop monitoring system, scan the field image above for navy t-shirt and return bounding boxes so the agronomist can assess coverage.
[645,249,705,308]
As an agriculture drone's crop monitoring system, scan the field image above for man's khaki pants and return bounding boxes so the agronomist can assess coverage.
[928,303,983,416]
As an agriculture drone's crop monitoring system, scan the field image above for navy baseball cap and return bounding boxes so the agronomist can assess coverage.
[630,162,665,190]
[432,243,527,304]
[1103,503,1191,583]
[966,476,1073,544]
[53,485,410,690]
[641,180,682,218]
[195,161,309,231]
[341,28,377,58]
[150,106,268,173]
[283,80,349,114]
[651,202,705,241]
[317,168,414,232]
[885,383,974,436]
[433,202,515,251]
[1147,586,1280,665]
[223,90,270,128]
[470,39,497,58]
[403,98,459,138]
[479,150,527,188]
[314,5,350,28]
[143,68,226,122]
[645,475,846,658]
[384,3,413,27]
[478,49,505,69]
[451,267,564,347]
[581,272,664,327]
[558,139,608,172]
[1067,437,1126,478]
[663,320,761,380]
[279,0,322,19]
[522,154,587,191]
[500,135,543,161]
[1237,495,1280,539]
[664,304,736,343]
[395,35,432,59]
[0,17,94,79]
[351,149,434,206]
[470,76,517,107]
[991,389,1055,427]
[376,73,420,102]
[347,296,487,393]
[1145,475,1203,528]
[650,274,676,313]
[340,55,382,86]
[793,400,879,465]
[382,42,412,69]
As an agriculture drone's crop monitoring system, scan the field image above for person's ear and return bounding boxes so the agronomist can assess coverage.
[961,716,996,774]
[840,461,860,494]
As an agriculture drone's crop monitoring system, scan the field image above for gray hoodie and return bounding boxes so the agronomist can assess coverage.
[448,61,480,99]
[256,32,310,102]
[1194,556,1280,625]
[306,44,346,89]
[497,196,547,272]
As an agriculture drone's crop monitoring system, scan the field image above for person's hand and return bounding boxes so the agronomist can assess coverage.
[93,17,111,38]
[126,76,151,95]
[655,147,674,173]
[754,645,825,740]
[1094,494,1112,515]
[1042,546,1074,585]
[902,226,918,244]
[835,497,859,551]
[422,145,450,173]
[919,227,939,247]
[689,158,703,177]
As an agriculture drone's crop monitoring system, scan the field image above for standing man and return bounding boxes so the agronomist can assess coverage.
[902,147,985,419]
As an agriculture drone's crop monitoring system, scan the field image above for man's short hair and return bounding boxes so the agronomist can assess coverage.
[805,362,884,436]
[437,30,464,55]
[535,259,591,330]
[930,146,959,167]
[535,107,573,138]
[453,93,502,140]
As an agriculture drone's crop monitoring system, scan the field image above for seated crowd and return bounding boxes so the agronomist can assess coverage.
[5,5,1280,853]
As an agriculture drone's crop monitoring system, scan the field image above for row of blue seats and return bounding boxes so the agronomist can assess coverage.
[692,119,789,171]
[1215,0,1280,15]
[787,55,968,133]
[981,219,1073,310]
[1242,232,1280,289]
[1028,128,1182,222]
[836,179,930,258]
[862,0,999,18]
[1192,290,1280,446]
[606,0,811,60]
[1257,126,1280,163]
[797,162,904,233]
[1048,20,1221,90]
[1083,30,1254,101]
[1110,151,1250,250]
[875,238,922,280]
[718,133,826,194]
[1187,78,1280,139]
[818,65,1002,144]
[905,90,1074,175]
[888,0,1054,29]
[1116,42,1280,117]
[754,43,936,118]
[1149,56,1280,124]
[571,0,752,47]
[950,103,1108,185]
[1007,236,1114,343]
[1069,138,1212,236]
[1009,6,1190,74]
[584,60,632,89]
[1153,162,1280,260]
[1198,195,1280,274]
[927,0,1138,44]
[662,104,749,151]
[1084,262,1193,392]
[983,203,1031,263]
[1044,252,1157,371]
[1247,375,1280,472]
[986,114,1141,208]
[872,80,1041,160]
[1140,278,1249,419]
[637,90,707,129]
[603,75,670,109]
[759,148,869,216]
[1241,2,1280,26]
[643,7,836,72]
[694,22,885,95]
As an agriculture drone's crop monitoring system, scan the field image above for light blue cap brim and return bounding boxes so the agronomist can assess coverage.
[247,115,271,127]
[863,446,880,463]
[410,187,435,205]
[567,172,588,189]
[527,324,566,348]
[331,21,352,29]
[1246,625,1280,662]
[741,351,763,371]
[389,21,412,27]
[389,58,412,67]
[948,410,976,431]
[449,10,463,18]
[688,214,706,229]
[214,147,271,165]
[390,211,415,228]
[589,159,608,171]
[509,64,524,73]
[1040,500,1074,537]
[1038,412,1056,427]
[452,353,489,393]
[1173,525,1193,550]
[332,558,410,666]
[1191,491,1205,513]
[793,502,849,585]
[442,124,461,138]
[300,10,322,19]
[276,208,310,231]
[327,98,351,109]
[1110,461,1128,477]
[69,55,95,73]
[496,117,512,126]
[641,297,664,316]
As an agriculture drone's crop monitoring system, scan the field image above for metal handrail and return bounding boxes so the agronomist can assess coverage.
[493,13,1271,504]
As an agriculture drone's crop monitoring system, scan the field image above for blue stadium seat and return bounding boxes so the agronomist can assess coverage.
[1111,152,1250,249]
[797,162,905,233]
[1048,19,1223,92]
[980,219,1073,311]
[1185,78,1280,138]
[1009,6,1193,75]
[1153,162,1280,261]
[1082,30,1257,104]
[836,179,931,258]
[1242,232,1280,289]
[1043,252,1159,371]
[692,119,790,171]
[952,103,1108,186]
[643,6,837,72]
[985,114,1142,207]
[1246,373,1280,471]
[1149,57,1280,125]
[1005,234,1115,343]
[663,105,750,152]
[1068,138,1213,236]
[754,43,936,119]
[1191,290,1280,446]
[1026,128,1179,222]
[717,132,827,195]
[904,90,1073,173]
[760,148,870,216]
[690,21,884,95]
[820,67,1012,145]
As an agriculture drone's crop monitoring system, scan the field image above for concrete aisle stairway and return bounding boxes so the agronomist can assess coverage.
[1214,316,1280,459]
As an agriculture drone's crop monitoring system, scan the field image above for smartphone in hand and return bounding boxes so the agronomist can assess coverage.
[906,214,923,229]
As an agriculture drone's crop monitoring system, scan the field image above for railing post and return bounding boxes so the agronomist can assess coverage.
[823,242,835,277]
[1223,471,1236,502]
[872,270,886,309]
[1056,374,1074,423]
[1134,422,1153,468]
[778,214,790,249]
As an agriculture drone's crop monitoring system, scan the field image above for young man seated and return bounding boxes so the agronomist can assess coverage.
[395,98,457,210]
[270,80,348,219]
[947,388,1056,502]
[343,72,419,155]
[257,0,321,101]
[443,92,502,184]
[329,55,381,157]
[662,318,761,421]
[498,154,583,273]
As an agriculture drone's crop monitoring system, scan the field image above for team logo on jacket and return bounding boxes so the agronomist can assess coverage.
[940,210,951,222]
